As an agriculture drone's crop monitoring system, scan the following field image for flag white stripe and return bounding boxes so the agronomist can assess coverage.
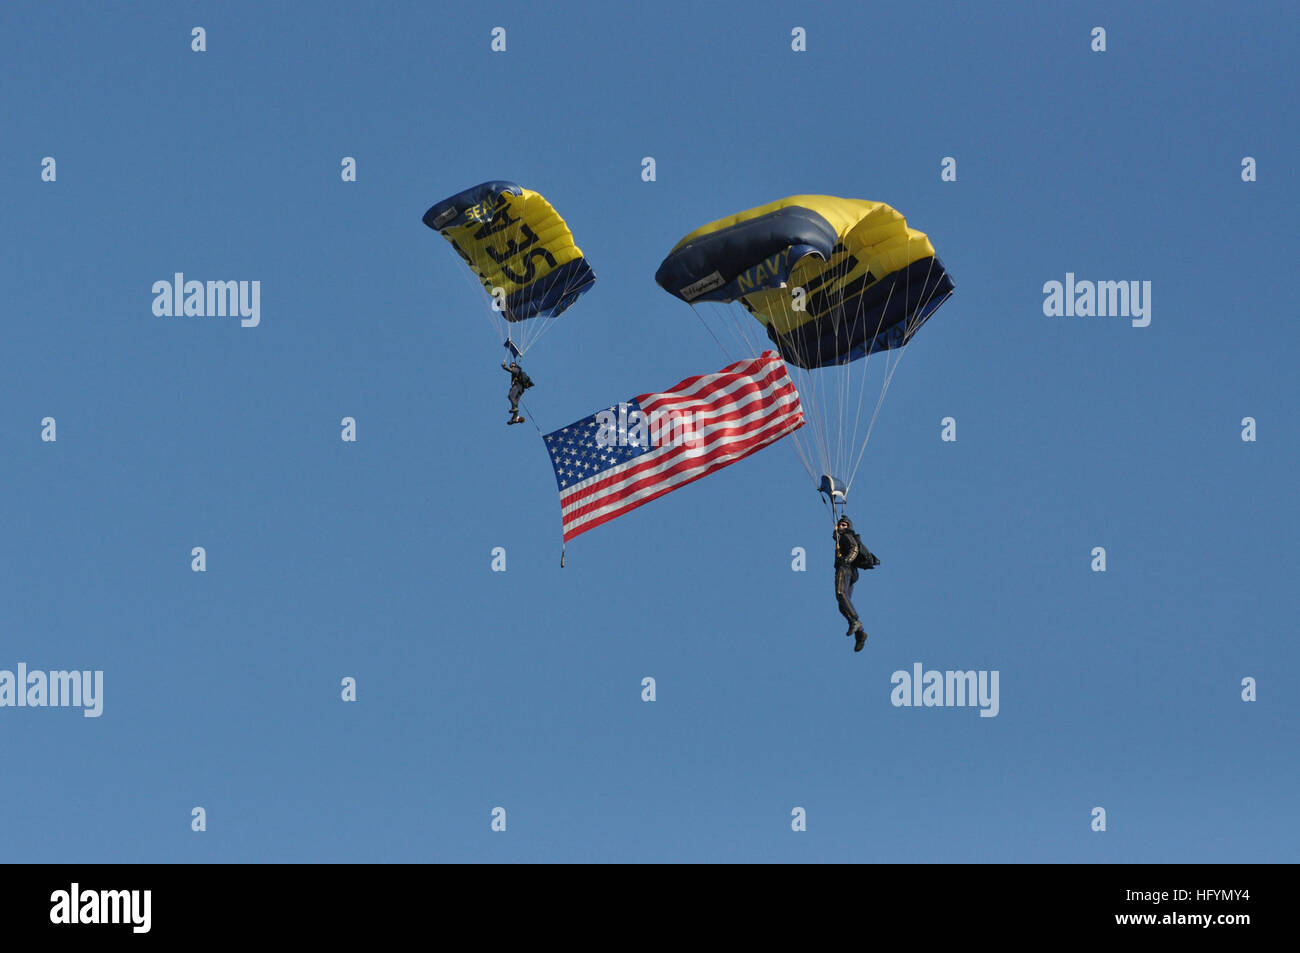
[562,413,804,536]
[546,351,805,541]
[559,389,802,512]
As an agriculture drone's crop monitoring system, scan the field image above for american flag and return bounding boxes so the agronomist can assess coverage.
[543,351,804,543]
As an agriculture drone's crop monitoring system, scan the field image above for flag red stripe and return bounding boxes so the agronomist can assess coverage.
[561,409,804,541]
[551,351,805,543]
[559,386,801,515]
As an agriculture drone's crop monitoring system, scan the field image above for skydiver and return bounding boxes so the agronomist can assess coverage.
[834,515,878,652]
[502,360,533,425]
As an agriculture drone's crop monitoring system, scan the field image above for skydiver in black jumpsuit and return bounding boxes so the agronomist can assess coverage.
[502,360,532,425]
[834,515,876,652]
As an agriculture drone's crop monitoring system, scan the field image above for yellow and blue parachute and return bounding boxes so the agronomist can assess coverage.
[424,181,595,355]
[656,195,954,509]
[656,195,951,370]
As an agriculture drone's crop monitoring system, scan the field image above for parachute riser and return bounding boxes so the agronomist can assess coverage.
[818,473,849,526]
[831,496,847,525]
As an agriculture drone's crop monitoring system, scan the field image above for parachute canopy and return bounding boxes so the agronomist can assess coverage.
[423,181,595,334]
[655,194,954,509]
[655,195,952,370]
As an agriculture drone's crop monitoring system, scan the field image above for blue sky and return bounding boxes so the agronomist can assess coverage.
[1,0,1295,862]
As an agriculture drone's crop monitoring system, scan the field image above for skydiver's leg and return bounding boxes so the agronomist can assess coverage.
[507,383,527,424]
[835,567,859,626]
[837,567,865,648]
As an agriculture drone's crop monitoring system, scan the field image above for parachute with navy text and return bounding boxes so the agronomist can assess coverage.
[656,194,953,518]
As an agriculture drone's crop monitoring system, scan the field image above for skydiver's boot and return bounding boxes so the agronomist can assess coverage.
[509,414,525,425]
[847,620,862,638]
[854,626,868,652]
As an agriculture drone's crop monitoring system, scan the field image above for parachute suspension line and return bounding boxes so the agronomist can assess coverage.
[444,243,509,354]
[820,489,838,527]
[503,194,571,359]
[806,335,834,485]
[833,241,859,480]
[720,300,750,357]
[726,299,767,368]
[753,302,819,486]
[749,303,817,485]
[728,301,824,484]
[845,280,912,493]
[787,418,818,488]
[501,197,538,356]
[725,301,757,364]
[787,224,931,495]
[843,277,902,487]
[696,297,821,488]
[785,221,923,494]
[844,252,948,493]
[794,240,858,483]
[787,338,827,486]
[844,264,883,475]
[447,194,512,349]
[834,236,863,479]
[775,269,834,486]
[688,302,736,364]
[847,346,906,493]
[508,197,535,354]
[692,299,826,491]
[845,229,925,489]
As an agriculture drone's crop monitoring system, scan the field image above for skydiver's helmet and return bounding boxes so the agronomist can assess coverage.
[837,516,854,532]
